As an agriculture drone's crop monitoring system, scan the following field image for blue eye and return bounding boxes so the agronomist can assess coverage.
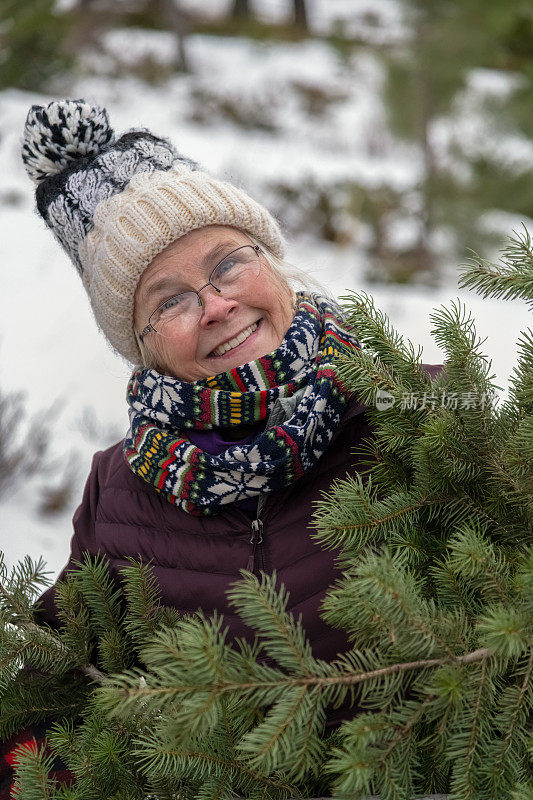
[157,293,198,319]
[216,257,237,276]
[160,295,183,311]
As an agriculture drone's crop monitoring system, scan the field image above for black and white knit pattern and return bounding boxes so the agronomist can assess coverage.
[22,99,114,185]
[21,100,199,275]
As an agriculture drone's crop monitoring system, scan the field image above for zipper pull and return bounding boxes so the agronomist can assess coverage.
[246,519,263,572]
[245,552,255,572]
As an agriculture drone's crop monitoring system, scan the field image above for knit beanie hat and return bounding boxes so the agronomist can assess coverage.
[21,99,285,364]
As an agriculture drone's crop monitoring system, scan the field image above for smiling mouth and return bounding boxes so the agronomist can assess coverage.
[210,320,261,357]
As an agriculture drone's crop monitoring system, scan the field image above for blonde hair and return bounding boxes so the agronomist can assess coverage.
[135,330,159,370]
[247,234,329,296]
[135,231,328,369]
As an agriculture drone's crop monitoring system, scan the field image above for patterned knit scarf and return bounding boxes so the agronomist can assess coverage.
[124,293,359,515]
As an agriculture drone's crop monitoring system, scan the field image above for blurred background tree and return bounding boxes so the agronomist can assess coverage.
[0,0,74,91]
[382,0,533,281]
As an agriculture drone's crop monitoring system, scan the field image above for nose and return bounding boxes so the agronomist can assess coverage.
[197,285,238,327]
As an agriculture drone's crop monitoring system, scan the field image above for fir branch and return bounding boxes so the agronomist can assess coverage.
[429,300,496,400]
[236,684,326,779]
[10,740,57,800]
[97,627,132,674]
[132,740,302,799]
[25,620,104,684]
[53,581,93,667]
[465,659,486,779]
[72,555,125,637]
[507,328,533,411]
[0,697,82,741]
[450,658,489,800]
[516,549,533,616]
[1,582,72,661]
[334,347,401,408]
[312,478,437,556]
[1,566,105,684]
[102,646,491,700]
[334,549,458,660]
[458,262,533,305]
[338,291,426,384]
[0,555,52,616]
[321,583,400,650]
[78,661,105,684]
[46,715,144,798]
[459,226,533,306]
[449,492,524,542]
[120,558,165,642]
[446,525,511,606]
[434,688,457,750]
[430,559,478,620]
[476,610,532,660]
[484,647,533,794]
[382,694,436,760]
[512,785,533,800]
[226,571,316,676]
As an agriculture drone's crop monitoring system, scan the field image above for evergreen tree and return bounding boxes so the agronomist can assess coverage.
[0,0,74,91]
[1,230,532,799]
[383,0,533,277]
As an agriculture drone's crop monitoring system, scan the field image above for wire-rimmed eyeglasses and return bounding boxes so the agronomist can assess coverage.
[138,244,262,342]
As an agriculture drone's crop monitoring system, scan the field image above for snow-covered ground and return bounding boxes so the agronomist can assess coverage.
[0,11,531,581]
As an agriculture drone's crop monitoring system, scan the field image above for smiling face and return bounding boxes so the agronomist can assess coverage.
[133,225,296,381]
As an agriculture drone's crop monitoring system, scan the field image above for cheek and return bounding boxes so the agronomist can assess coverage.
[265,282,295,330]
[146,335,196,377]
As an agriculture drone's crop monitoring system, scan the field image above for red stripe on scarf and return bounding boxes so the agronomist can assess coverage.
[158,438,186,490]
[123,421,152,460]
[199,389,213,424]
[258,357,279,388]
[180,447,202,502]
[328,330,359,348]
[318,365,349,392]
[272,426,304,480]
[230,368,247,392]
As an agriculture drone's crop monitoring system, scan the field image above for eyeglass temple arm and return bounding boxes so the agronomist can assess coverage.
[139,323,153,342]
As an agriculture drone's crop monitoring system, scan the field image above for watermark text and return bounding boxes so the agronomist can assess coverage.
[375,388,499,411]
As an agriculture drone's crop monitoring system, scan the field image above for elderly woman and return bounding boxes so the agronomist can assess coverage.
[1,97,382,793]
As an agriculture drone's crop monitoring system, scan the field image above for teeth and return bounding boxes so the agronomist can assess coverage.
[212,322,258,357]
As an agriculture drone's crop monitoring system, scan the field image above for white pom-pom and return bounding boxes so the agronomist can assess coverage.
[21,99,115,185]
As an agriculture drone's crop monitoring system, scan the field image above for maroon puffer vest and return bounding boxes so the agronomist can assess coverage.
[37,396,374,728]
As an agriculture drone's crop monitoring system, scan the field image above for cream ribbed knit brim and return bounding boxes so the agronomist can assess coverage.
[78,165,286,364]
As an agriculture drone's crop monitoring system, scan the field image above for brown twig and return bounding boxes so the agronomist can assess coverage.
[125,647,492,699]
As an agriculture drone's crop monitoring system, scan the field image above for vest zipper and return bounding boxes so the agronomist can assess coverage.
[244,391,305,577]
[246,518,264,574]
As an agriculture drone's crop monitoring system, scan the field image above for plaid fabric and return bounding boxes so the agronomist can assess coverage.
[0,723,75,798]
[124,293,360,515]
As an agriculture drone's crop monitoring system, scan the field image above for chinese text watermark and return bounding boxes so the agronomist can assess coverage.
[375,388,499,412]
